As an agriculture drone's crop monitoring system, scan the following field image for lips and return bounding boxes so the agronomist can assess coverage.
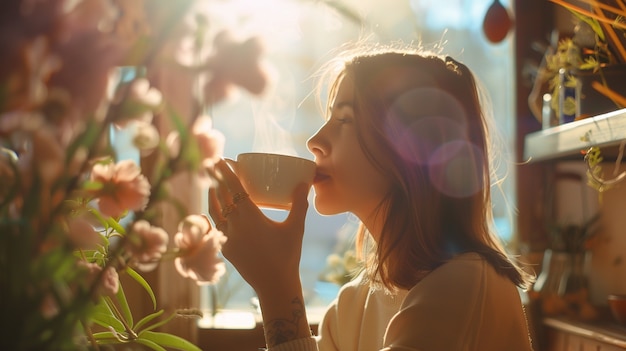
[314,174,329,183]
[313,169,330,184]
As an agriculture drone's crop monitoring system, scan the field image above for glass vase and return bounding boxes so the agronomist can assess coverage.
[533,249,595,319]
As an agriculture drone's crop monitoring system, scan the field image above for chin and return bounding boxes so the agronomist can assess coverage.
[313,197,344,216]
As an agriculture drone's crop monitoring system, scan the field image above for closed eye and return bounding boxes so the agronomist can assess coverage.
[328,101,355,124]
[334,116,352,124]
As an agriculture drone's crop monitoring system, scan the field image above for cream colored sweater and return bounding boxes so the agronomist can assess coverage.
[271,252,533,351]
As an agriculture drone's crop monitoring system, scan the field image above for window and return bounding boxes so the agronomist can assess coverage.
[198,0,516,327]
[406,0,517,243]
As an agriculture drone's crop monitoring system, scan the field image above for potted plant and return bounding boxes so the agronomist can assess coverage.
[553,0,626,113]
[530,212,602,320]
[529,0,626,125]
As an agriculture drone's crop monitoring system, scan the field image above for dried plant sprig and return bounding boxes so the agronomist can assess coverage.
[591,80,626,107]
[550,0,626,29]
[593,3,626,62]
[584,143,626,195]
[550,0,626,62]
[575,0,626,17]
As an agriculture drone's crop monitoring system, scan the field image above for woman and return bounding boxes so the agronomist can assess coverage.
[209,46,535,351]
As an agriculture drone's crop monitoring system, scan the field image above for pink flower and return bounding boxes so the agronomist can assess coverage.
[204,31,268,104]
[40,294,59,319]
[192,115,225,169]
[16,37,62,108]
[112,78,163,128]
[132,120,160,154]
[166,116,225,188]
[126,220,169,272]
[0,2,65,113]
[89,159,150,218]
[77,261,119,298]
[79,261,101,280]
[174,214,226,285]
[100,266,120,297]
[67,217,102,250]
[165,131,181,159]
[47,0,127,122]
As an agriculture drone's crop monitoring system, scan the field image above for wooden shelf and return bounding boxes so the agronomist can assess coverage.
[524,109,626,163]
[544,316,626,349]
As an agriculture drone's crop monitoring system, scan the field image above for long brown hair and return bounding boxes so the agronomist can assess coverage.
[322,47,533,291]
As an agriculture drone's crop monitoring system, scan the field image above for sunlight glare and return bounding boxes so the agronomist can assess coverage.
[206,0,307,47]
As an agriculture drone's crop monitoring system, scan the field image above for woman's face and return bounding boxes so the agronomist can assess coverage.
[307,73,391,221]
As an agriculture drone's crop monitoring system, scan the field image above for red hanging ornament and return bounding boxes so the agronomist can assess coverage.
[482,0,514,43]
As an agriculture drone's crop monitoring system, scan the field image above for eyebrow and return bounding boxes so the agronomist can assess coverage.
[330,101,354,110]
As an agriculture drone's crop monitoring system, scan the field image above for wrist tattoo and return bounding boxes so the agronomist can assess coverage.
[265,297,305,346]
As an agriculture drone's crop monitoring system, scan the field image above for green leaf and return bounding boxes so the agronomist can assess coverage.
[580,57,599,71]
[91,311,125,332]
[65,117,105,165]
[118,100,153,122]
[92,331,122,342]
[139,330,202,351]
[166,106,201,170]
[81,180,104,191]
[138,312,176,333]
[75,249,100,262]
[135,337,168,351]
[166,105,190,140]
[106,216,126,235]
[571,11,605,42]
[88,208,111,229]
[134,309,165,332]
[92,331,115,339]
[114,283,134,326]
[126,266,157,309]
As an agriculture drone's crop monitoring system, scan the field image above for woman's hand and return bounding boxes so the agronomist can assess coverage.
[209,159,314,347]
[207,159,311,294]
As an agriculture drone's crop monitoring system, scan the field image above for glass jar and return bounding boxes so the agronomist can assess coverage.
[558,68,581,124]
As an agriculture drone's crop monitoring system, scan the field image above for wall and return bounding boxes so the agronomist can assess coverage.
[589,163,626,304]
[552,161,626,305]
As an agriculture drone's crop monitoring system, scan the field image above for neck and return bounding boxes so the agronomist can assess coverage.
[358,207,386,243]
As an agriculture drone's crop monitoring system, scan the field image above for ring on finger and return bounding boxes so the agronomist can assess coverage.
[221,203,237,218]
[232,191,249,204]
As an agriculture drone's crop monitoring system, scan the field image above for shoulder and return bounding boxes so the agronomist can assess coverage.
[320,273,369,320]
[401,252,521,313]
[383,252,532,350]
[331,272,369,304]
[415,252,507,290]
[319,272,409,327]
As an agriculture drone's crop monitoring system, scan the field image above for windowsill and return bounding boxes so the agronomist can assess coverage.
[198,310,259,330]
[196,310,322,350]
[197,306,328,330]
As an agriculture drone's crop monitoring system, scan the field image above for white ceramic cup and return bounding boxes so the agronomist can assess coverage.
[226,153,316,210]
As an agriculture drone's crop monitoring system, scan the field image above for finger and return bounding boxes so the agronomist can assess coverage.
[215,159,247,195]
[208,188,229,232]
[285,182,311,230]
[207,164,231,205]
[208,187,223,220]
[217,178,232,206]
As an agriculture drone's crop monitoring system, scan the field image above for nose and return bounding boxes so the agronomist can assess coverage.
[307,125,327,158]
